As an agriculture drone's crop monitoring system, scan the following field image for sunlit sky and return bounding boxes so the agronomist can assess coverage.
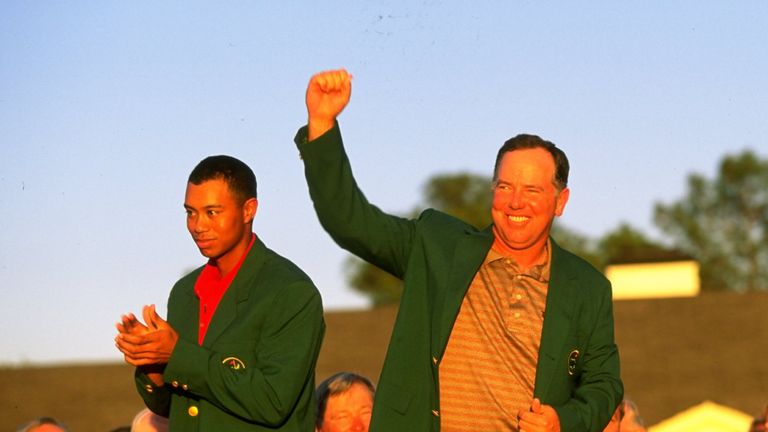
[1,2,766,365]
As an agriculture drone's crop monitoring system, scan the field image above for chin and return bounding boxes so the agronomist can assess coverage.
[198,249,218,258]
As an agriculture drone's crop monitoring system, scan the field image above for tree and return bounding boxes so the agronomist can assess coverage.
[421,173,492,229]
[344,172,491,306]
[345,172,610,305]
[654,150,768,292]
[597,222,685,266]
[549,223,601,269]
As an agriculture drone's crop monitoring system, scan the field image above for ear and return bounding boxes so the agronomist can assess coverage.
[554,187,569,216]
[243,198,258,224]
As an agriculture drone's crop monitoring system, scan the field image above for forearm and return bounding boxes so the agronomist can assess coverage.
[296,123,415,276]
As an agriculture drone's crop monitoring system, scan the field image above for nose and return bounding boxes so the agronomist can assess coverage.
[351,416,366,432]
[508,190,524,209]
[188,214,208,234]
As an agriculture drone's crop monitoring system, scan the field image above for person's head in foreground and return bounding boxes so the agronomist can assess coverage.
[16,417,68,432]
[131,408,169,432]
[316,372,375,432]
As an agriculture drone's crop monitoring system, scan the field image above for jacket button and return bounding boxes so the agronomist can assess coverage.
[182,384,189,391]
[432,409,440,417]
[171,381,179,388]
[432,356,438,365]
[188,406,199,417]
[145,384,154,393]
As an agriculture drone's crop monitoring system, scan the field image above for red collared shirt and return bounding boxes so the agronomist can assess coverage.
[193,234,256,345]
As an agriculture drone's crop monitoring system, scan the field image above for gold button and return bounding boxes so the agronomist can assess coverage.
[431,356,438,365]
[182,384,189,391]
[188,406,199,417]
[145,384,154,393]
[431,409,440,417]
[171,381,179,388]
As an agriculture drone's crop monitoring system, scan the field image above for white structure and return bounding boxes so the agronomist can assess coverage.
[605,260,700,300]
[649,400,752,432]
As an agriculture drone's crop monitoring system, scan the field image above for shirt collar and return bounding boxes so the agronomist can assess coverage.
[484,239,552,283]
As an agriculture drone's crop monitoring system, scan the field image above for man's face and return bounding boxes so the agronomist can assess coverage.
[318,383,374,432]
[491,148,569,258]
[29,426,66,432]
[184,179,256,270]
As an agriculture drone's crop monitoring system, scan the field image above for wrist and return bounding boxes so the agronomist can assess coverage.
[308,117,335,141]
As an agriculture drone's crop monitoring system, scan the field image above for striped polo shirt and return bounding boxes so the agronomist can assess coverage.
[438,243,551,431]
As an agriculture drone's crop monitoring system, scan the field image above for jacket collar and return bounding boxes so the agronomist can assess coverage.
[189,236,268,346]
[432,230,579,398]
[434,225,494,354]
[533,239,579,397]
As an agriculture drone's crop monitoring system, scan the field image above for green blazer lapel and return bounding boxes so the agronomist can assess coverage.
[434,226,494,354]
[202,237,267,347]
[176,275,202,341]
[534,239,578,398]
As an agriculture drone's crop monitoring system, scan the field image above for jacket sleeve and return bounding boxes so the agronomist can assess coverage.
[295,122,416,279]
[554,279,623,432]
[134,368,172,417]
[162,282,324,426]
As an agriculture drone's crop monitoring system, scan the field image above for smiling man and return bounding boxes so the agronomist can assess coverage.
[295,69,622,432]
[315,372,375,432]
[116,155,325,431]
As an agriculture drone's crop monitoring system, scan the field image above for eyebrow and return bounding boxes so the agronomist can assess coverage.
[184,203,224,210]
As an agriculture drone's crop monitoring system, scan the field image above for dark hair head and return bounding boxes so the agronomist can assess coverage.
[493,134,569,191]
[17,416,68,432]
[315,372,375,428]
[188,155,257,204]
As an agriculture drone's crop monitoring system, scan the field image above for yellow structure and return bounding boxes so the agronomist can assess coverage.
[605,260,700,300]
[649,400,752,432]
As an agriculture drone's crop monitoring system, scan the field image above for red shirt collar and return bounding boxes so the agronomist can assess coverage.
[193,233,256,345]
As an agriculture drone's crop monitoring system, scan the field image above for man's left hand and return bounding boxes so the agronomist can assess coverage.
[115,304,179,367]
[518,398,560,432]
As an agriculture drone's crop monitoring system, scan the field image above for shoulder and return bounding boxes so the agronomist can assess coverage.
[254,244,321,300]
[168,266,204,298]
[417,208,484,235]
[552,240,611,291]
[263,247,313,283]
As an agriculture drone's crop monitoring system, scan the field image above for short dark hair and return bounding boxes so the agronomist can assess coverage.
[315,372,375,428]
[188,155,257,204]
[17,416,68,432]
[493,134,570,191]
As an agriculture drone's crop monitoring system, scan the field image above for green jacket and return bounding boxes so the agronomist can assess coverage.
[135,237,325,431]
[296,123,622,432]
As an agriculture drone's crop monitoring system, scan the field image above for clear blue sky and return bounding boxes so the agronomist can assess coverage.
[1,2,766,365]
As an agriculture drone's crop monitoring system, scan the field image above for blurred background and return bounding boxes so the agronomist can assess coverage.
[1,1,766,430]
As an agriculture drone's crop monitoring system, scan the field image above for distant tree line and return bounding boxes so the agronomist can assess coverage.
[345,150,768,305]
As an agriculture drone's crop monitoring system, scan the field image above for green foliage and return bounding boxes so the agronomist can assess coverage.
[550,223,601,269]
[654,150,768,291]
[598,223,685,265]
[345,148,768,305]
[421,173,493,229]
[344,255,403,306]
[345,172,490,305]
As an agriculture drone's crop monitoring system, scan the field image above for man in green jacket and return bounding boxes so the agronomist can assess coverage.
[295,69,622,432]
[116,155,324,431]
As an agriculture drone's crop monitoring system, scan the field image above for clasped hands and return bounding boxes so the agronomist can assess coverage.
[518,398,561,432]
[115,304,178,367]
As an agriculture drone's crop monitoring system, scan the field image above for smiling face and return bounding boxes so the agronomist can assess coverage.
[491,148,569,265]
[318,383,374,432]
[184,178,257,274]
